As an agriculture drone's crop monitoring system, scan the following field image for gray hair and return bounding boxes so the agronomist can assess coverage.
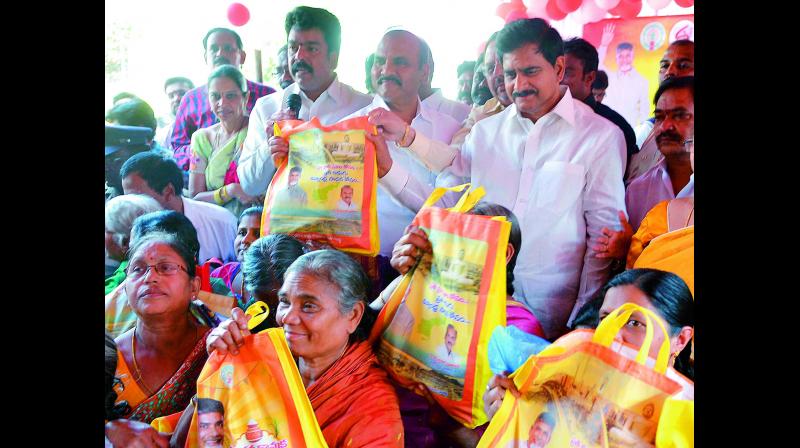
[105,194,162,247]
[284,249,375,342]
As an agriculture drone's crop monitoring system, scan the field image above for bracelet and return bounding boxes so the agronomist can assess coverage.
[398,125,411,147]
[220,185,231,203]
[213,188,225,205]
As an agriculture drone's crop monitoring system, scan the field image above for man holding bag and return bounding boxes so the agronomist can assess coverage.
[374,19,627,339]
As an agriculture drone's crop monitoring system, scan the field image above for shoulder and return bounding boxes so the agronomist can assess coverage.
[253,90,286,114]
[336,80,373,104]
[183,198,237,224]
[246,80,276,96]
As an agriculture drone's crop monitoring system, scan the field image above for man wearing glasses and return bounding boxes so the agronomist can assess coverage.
[624,76,694,231]
[274,45,294,90]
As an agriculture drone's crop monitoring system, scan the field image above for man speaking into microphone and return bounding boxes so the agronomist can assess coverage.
[238,5,372,196]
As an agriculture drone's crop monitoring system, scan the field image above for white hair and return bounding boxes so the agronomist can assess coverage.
[105,194,162,246]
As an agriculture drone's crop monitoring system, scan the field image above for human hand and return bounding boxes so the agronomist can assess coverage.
[226,183,258,205]
[268,135,290,167]
[601,23,615,47]
[391,225,432,274]
[592,211,633,259]
[367,108,407,142]
[365,131,393,178]
[206,307,251,356]
[105,419,170,448]
[483,374,520,420]
[265,110,298,139]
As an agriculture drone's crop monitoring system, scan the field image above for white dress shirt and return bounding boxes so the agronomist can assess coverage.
[603,69,651,129]
[181,197,238,263]
[625,159,694,231]
[421,89,472,125]
[380,87,627,339]
[346,95,460,257]
[237,76,373,196]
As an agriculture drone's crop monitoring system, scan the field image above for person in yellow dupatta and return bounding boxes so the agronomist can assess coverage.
[188,64,260,217]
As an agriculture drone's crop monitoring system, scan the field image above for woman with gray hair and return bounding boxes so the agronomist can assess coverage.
[105,194,162,294]
[205,249,404,447]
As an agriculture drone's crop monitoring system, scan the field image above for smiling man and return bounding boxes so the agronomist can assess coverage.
[238,6,372,197]
[376,19,627,339]
[170,28,275,175]
[197,398,225,448]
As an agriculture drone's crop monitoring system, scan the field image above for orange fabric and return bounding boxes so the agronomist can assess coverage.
[626,200,669,268]
[307,340,404,448]
[113,350,149,411]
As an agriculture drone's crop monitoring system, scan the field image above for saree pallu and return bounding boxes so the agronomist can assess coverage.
[190,126,252,217]
[113,328,211,424]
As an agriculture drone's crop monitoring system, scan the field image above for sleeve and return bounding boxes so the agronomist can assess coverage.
[170,92,196,171]
[568,127,628,326]
[405,131,458,173]
[449,106,480,147]
[238,98,276,196]
[626,200,669,268]
[189,131,208,173]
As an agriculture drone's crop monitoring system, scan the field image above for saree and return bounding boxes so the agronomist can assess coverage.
[105,260,128,295]
[113,328,211,424]
[307,340,404,447]
[190,126,250,216]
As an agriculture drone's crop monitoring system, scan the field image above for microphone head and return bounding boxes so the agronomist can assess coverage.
[286,94,302,115]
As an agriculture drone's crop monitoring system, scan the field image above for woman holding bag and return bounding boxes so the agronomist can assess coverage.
[206,249,404,447]
[188,64,260,217]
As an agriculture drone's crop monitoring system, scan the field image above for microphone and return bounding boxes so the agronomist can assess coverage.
[286,94,302,118]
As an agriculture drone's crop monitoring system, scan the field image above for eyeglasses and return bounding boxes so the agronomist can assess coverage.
[653,109,693,123]
[126,262,188,280]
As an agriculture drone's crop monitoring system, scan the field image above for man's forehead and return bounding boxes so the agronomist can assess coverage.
[166,83,191,92]
[208,31,238,47]
[656,88,694,107]
[288,26,326,44]
[663,44,694,61]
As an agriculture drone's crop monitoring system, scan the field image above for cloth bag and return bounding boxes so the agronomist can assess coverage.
[478,303,693,447]
[371,184,510,428]
[262,116,379,256]
[185,328,328,447]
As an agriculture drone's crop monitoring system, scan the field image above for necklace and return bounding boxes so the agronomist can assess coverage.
[214,116,246,152]
[131,326,154,396]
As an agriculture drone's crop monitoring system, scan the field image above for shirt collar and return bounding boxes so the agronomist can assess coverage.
[371,94,427,123]
[294,74,342,104]
[510,85,574,130]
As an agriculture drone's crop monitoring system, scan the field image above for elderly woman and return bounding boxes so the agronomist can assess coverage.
[188,64,259,216]
[483,268,694,422]
[105,194,162,294]
[207,249,404,447]
[110,231,211,421]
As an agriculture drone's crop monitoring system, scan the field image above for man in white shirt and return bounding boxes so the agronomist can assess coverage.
[625,76,694,231]
[155,77,194,149]
[418,42,472,124]
[237,6,372,196]
[626,40,694,184]
[597,24,650,129]
[335,185,358,211]
[374,19,626,339]
[120,152,237,263]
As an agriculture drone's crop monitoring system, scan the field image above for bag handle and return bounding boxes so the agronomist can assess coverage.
[421,183,486,212]
[592,303,671,374]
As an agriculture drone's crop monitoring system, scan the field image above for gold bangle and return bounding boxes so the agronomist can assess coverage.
[220,185,230,202]
[213,188,225,205]
[398,125,411,147]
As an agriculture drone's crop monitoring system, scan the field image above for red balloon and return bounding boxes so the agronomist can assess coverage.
[610,0,642,18]
[556,0,582,14]
[227,3,250,27]
[675,0,694,6]
[496,2,515,19]
[505,9,530,23]
[545,0,567,20]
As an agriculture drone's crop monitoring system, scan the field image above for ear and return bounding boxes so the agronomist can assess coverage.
[347,301,365,334]
[554,55,566,82]
[161,183,176,202]
[243,91,251,110]
[329,49,340,71]
[671,326,694,355]
[239,50,247,66]
[189,275,201,300]
[585,70,596,88]
[505,243,515,265]
[421,62,431,85]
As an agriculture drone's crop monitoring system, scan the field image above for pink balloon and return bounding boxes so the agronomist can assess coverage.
[675,0,694,6]
[556,0,582,13]
[647,0,671,9]
[227,3,250,27]
[545,0,568,20]
[505,9,530,23]
[578,0,608,24]
[595,0,621,9]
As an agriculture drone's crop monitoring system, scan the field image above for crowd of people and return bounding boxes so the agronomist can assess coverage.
[105,5,694,447]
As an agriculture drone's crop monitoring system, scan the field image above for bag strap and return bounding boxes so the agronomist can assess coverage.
[592,303,671,374]
[420,183,486,212]
[368,272,414,343]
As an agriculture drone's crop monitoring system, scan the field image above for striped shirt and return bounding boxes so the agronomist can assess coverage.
[170,79,275,170]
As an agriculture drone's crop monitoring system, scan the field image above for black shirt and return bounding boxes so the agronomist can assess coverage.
[583,94,639,160]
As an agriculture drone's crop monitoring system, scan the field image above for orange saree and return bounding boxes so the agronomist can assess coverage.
[306,340,404,447]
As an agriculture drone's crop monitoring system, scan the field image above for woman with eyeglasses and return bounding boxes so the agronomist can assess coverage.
[108,230,212,431]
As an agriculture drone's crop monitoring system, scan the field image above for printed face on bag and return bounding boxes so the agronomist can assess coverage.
[124,241,196,317]
[599,285,672,361]
[198,411,224,447]
[276,271,359,359]
[528,413,555,448]
[235,213,261,262]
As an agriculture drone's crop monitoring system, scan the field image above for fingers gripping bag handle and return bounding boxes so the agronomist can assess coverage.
[592,303,672,374]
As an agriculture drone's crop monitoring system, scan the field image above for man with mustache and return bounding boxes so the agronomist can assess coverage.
[170,28,275,176]
[197,398,225,448]
[374,19,627,339]
[238,6,372,197]
[274,45,295,90]
[624,76,694,231]
[155,77,194,150]
[351,28,460,258]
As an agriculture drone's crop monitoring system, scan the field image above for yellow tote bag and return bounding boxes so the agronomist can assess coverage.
[185,328,327,447]
[371,184,510,428]
[478,303,692,447]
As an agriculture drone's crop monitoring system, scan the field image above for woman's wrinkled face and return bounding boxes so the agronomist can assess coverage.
[125,241,199,318]
[598,285,674,360]
[275,271,360,360]
[234,214,260,262]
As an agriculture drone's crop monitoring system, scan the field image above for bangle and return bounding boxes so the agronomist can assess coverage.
[213,188,224,205]
[220,185,231,203]
[398,125,411,147]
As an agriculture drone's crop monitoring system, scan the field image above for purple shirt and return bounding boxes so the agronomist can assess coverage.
[170,80,275,170]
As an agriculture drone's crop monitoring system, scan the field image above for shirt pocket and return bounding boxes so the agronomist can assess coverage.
[532,161,586,216]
